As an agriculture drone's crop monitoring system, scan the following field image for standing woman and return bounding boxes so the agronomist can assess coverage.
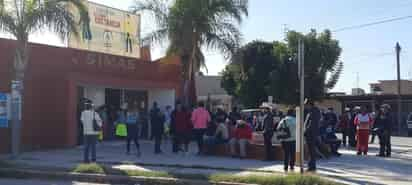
[81,102,102,163]
[277,109,296,172]
[126,104,141,157]
[354,107,373,155]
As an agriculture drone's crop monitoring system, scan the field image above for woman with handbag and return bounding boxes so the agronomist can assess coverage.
[277,109,296,172]
[80,102,102,163]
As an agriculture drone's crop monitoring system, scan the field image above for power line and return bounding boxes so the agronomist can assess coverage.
[332,15,412,32]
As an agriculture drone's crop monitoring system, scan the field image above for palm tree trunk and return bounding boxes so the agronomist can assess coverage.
[180,54,191,108]
[11,40,28,157]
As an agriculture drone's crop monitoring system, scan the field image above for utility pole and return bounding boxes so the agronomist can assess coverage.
[396,42,402,135]
[296,39,305,174]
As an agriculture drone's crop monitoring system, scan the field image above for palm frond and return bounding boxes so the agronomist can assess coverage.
[204,29,240,60]
[130,0,169,28]
[0,2,17,36]
[142,27,169,47]
[208,0,248,24]
[24,0,89,40]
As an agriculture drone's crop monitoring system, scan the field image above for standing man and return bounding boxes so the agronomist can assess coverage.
[191,101,211,155]
[349,107,361,147]
[339,107,352,147]
[304,100,321,172]
[229,107,241,126]
[261,103,275,161]
[80,102,102,163]
[125,105,141,157]
[170,102,192,154]
[150,102,165,154]
[376,104,393,157]
[325,108,338,127]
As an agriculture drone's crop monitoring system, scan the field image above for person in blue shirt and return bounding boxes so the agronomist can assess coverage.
[123,104,141,157]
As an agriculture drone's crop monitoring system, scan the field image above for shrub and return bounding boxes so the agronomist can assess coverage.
[72,163,105,174]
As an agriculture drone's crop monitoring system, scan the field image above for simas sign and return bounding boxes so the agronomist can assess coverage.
[71,52,138,71]
[68,1,141,59]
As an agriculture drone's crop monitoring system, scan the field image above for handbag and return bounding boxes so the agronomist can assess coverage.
[116,123,127,137]
[277,123,291,139]
[93,111,101,131]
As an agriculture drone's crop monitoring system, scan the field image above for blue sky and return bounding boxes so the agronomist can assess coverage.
[2,0,412,94]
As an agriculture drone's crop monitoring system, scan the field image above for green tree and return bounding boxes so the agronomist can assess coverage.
[132,0,248,106]
[222,30,342,106]
[0,0,90,156]
[221,41,277,107]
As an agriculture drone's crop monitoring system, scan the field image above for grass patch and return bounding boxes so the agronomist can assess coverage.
[123,169,172,178]
[72,163,105,174]
[210,174,343,185]
[71,163,342,185]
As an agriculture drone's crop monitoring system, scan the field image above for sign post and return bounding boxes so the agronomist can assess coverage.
[295,39,305,174]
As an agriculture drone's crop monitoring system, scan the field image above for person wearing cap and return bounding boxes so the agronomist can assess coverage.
[304,100,321,172]
[261,103,275,161]
[375,104,393,157]
[277,109,296,172]
[80,102,102,163]
[354,106,373,155]
[339,107,352,147]
[229,120,253,159]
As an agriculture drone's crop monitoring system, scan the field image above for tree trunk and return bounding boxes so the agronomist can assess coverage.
[180,54,191,108]
[11,40,28,158]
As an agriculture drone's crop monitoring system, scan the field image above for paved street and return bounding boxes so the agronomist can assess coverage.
[0,178,113,185]
[3,137,412,185]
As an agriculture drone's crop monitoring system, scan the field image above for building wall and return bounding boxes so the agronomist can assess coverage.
[148,89,176,110]
[371,80,412,95]
[316,99,343,114]
[0,38,181,153]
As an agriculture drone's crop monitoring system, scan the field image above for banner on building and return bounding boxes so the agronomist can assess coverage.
[0,93,9,128]
[68,1,141,58]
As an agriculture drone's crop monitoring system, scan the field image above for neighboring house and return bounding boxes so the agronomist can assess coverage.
[352,88,366,95]
[195,75,233,112]
[370,80,412,95]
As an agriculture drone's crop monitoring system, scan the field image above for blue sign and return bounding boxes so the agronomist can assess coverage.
[0,93,9,128]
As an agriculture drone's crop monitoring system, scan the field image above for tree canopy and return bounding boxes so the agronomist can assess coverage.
[132,0,248,105]
[221,29,343,107]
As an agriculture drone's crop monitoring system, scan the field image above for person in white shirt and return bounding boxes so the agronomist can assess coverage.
[81,102,102,163]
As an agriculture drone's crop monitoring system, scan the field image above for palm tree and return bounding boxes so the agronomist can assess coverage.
[0,0,90,157]
[132,0,248,107]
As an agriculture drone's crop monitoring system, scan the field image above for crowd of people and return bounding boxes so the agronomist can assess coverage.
[79,99,394,173]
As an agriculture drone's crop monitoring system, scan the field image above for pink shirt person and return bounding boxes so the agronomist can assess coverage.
[191,107,211,129]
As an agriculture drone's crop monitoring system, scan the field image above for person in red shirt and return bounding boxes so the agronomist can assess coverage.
[354,107,373,155]
[170,102,193,154]
[229,120,253,159]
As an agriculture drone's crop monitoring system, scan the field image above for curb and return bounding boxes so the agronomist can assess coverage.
[0,168,257,185]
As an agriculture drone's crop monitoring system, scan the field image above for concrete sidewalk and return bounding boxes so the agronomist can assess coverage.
[5,140,412,185]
